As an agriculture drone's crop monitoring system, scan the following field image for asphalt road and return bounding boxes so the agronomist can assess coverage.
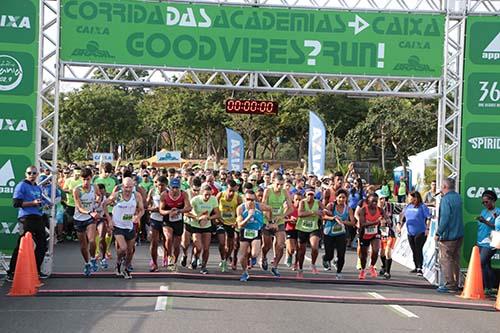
[1,241,499,333]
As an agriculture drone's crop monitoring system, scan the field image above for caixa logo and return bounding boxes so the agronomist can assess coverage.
[468,137,500,150]
[0,222,20,234]
[466,186,500,198]
[72,41,115,59]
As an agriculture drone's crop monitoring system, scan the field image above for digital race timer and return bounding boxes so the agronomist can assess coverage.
[225,99,278,115]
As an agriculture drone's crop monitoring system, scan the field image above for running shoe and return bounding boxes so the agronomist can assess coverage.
[261,257,268,271]
[168,255,175,267]
[369,266,378,278]
[149,265,159,272]
[335,273,343,280]
[384,272,391,280]
[250,257,257,267]
[181,255,188,267]
[409,268,418,274]
[322,256,329,270]
[200,267,208,275]
[240,271,249,282]
[379,268,386,276]
[84,263,92,277]
[286,255,293,268]
[358,269,366,280]
[296,269,304,279]
[416,268,423,276]
[115,261,123,277]
[39,273,49,280]
[90,258,99,272]
[436,286,450,293]
[271,267,281,277]
[311,265,319,275]
[221,260,227,273]
[123,268,132,279]
[100,258,109,269]
[127,264,134,272]
[5,273,13,282]
[191,257,198,270]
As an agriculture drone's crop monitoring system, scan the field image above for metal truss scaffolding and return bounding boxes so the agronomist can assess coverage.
[37,0,500,271]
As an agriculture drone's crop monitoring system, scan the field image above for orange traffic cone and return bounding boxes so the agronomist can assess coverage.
[7,233,39,296]
[24,232,42,288]
[460,246,485,300]
[495,284,500,311]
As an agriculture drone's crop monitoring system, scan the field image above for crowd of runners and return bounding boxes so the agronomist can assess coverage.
[43,160,433,282]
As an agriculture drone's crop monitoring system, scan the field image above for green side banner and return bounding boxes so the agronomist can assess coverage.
[60,0,445,77]
[0,0,39,255]
[460,16,500,267]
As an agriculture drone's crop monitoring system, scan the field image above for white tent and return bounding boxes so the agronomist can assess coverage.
[408,146,438,191]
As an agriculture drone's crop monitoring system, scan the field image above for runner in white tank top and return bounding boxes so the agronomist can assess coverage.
[103,177,144,279]
[73,168,101,277]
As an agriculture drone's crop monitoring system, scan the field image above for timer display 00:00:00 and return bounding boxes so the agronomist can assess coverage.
[226,99,278,114]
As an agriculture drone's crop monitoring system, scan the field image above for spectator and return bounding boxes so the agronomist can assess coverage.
[7,166,49,281]
[476,190,500,296]
[435,178,464,293]
[395,176,409,203]
[398,191,431,276]
[423,180,437,207]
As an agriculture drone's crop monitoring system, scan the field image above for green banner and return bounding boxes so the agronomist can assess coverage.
[60,0,445,78]
[460,16,500,267]
[0,0,39,255]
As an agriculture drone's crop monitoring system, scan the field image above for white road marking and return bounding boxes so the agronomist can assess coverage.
[368,292,419,318]
[154,285,169,311]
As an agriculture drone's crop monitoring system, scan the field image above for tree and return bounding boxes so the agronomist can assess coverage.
[59,84,139,162]
[346,97,437,175]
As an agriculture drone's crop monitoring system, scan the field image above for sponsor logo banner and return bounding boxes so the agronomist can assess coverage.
[92,152,113,163]
[0,103,33,147]
[463,172,500,215]
[0,0,37,44]
[226,128,244,172]
[0,206,20,254]
[465,123,500,164]
[0,155,33,199]
[469,21,500,64]
[0,51,34,95]
[60,0,444,77]
[156,151,181,163]
[466,73,500,114]
[308,111,326,176]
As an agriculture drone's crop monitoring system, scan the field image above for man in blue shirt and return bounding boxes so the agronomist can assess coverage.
[7,166,49,281]
[435,178,464,292]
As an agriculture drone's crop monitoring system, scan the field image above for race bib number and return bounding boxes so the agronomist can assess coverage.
[170,213,182,222]
[222,212,233,219]
[303,220,314,229]
[380,226,389,237]
[244,229,258,239]
[332,223,345,233]
[272,207,281,215]
[365,225,378,235]
[122,214,133,221]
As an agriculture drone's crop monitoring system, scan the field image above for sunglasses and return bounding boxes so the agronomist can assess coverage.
[306,193,314,196]
[192,188,200,192]
[26,172,37,175]
[245,198,255,201]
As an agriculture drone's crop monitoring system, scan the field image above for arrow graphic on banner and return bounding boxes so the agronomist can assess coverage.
[348,15,370,35]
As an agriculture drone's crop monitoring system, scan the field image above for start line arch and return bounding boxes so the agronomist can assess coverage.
[30,0,500,270]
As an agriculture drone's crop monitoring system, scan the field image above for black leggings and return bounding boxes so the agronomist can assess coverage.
[9,215,47,275]
[323,233,347,273]
[408,232,426,269]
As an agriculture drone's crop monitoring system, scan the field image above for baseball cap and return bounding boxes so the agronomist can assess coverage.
[170,178,181,188]
[375,189,388,198]
[250,164,259,170]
